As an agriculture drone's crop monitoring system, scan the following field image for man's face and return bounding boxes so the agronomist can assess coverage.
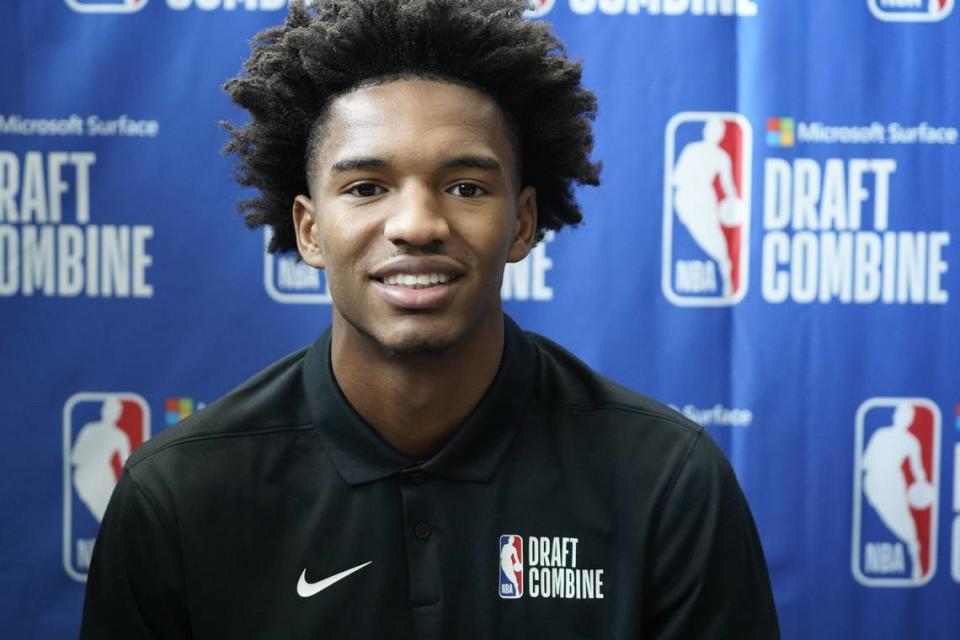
[294,79,537,357]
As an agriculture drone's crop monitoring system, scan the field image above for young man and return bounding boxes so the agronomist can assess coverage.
[81,1,779,638]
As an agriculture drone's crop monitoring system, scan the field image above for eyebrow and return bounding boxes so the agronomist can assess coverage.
[329,157,388,174]
[441,155,502,172]
[329,154,503,175]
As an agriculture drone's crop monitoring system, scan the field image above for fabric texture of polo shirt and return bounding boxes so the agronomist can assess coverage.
[80,315,780,639]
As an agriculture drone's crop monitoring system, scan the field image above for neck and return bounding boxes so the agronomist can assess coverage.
[330,313,505,459]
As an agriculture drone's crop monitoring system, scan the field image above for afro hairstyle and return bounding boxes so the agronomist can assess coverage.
[223,0,601,253]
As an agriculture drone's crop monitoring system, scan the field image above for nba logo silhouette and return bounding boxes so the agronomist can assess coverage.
[65,0,148,14]
[868,0,954,22]
[662,112,752,307]
[63,392,150,581]
[523,0,555,17]
[853,397,941,586]
[499,534,524,598]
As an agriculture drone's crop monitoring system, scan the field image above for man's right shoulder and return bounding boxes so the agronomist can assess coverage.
[126,345,315,470]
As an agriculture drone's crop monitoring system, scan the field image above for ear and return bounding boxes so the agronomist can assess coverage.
[507,186,538,263]
[293,194,325,269]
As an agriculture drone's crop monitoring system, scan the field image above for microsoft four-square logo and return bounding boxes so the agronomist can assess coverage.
[767,117,794,147]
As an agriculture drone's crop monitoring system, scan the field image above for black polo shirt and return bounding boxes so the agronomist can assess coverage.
[81,316,779,639]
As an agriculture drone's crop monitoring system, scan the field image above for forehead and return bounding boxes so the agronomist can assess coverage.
[313,79,517,175]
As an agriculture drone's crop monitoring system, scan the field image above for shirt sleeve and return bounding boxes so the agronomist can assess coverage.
[643,431,780,639]
[79,467,192,639]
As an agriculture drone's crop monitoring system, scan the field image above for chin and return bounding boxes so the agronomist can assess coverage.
[380,338,454,359]
[338,305,489,360]
[363,319,465,359]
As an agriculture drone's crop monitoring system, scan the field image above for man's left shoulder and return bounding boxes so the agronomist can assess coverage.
[520,329,739,513]
[524,330,701,441]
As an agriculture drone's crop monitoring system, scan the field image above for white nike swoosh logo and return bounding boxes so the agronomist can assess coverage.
[297,561,373,598]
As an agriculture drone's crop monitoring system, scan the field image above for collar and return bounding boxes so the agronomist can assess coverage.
[302,314,537,486]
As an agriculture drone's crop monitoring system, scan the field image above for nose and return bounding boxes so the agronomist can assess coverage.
[383,183,450,248]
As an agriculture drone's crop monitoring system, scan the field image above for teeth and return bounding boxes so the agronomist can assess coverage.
[383,273,453,288]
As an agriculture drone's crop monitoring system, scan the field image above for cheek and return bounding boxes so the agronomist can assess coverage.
[461,214,515,263]
[319,214,379,263]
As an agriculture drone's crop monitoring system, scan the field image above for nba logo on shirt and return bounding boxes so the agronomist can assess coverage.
[63,392,150,582]
[662,112,752,307]
[64,0,148,14]
[499,534,524,598]
[852,397,941,586]
[523,0,555,17]
[868,0,954,22]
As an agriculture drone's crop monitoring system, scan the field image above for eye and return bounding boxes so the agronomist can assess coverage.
[448,183,486,198]
[347,183,385,197]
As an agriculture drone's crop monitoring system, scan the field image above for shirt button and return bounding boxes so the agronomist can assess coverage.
[414,522,431,540]
[407,470,427,486]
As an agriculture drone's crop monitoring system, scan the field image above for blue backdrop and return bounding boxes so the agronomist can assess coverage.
[2,1,958,637]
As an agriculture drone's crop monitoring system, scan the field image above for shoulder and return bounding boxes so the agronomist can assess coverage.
[126,344,315,471]
[521,330,724,485]
[526,330,701,436]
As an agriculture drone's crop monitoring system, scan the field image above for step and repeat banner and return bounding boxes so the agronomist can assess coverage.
[1,1,958,638]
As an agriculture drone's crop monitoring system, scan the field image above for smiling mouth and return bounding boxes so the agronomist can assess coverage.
[374,273,461,289]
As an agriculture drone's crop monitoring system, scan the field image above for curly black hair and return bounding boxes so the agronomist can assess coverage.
[223,0,600,253]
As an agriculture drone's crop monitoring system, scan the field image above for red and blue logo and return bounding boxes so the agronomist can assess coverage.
[868,0,954,22]
[63,392,150,581]
[853,397,941,586]
[523,0,555,18]
[663,112,753,306]
[499,534,524,599]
